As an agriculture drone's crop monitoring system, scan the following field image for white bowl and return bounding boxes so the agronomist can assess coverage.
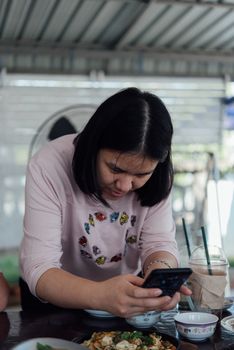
[174,312,218,342]
[126,311,160,328]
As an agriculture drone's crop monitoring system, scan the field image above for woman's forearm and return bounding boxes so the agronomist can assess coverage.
[36,268,102,309]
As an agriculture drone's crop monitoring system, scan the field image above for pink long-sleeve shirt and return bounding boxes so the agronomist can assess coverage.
[20,134,178,296]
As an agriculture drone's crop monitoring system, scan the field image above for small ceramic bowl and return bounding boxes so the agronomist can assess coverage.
[126,311,160,328]
[174,312,218,342]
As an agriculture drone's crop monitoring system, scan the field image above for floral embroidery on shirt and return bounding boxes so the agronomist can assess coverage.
[89,214,95,226]
[84,223,90,234]
[94,212,107,221]
[119,211,129,225]
[131,215,136,227]
[126,235,137,244]
[110,253,122,262]
[95,256,106,265]
[80,249,92,259]
[92,245,101,255]
[110,212,119,222]
[81,210,138,265]
[79,236,87,247]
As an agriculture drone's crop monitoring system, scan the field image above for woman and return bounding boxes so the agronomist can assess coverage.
[20,87,191,316]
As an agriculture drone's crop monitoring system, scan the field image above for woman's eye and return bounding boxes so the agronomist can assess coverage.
[136,173,151,179]
[111,167,121,174]
[136,173,146,178]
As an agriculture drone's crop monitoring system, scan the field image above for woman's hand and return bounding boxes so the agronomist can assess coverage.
[157,284,192,312]
[96,274,189,318]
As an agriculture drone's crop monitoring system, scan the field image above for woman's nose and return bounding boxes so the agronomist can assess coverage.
[115,176,133,192]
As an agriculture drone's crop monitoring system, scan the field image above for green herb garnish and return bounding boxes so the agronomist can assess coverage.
[36,343,53,350]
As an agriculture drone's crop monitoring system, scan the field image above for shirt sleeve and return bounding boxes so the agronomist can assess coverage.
[20,155,63,296]
[139,194,179,267]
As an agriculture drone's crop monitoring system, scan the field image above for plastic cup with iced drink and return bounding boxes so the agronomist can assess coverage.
[188,245,230,317]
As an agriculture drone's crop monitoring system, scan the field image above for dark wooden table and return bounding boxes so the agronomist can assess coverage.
[1,306,234,350]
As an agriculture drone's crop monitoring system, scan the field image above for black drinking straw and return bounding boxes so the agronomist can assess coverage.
[182,217,191,258]
[201,226,213,275]
[181,218,196,311]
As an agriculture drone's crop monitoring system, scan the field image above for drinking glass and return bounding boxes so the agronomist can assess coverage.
[188,245,230,317]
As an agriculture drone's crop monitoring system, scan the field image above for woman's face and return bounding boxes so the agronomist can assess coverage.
[96,149,158,200]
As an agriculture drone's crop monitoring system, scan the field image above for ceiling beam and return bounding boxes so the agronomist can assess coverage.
[110,0,234,9]
[1,43,234,64]
[149,0,234,9]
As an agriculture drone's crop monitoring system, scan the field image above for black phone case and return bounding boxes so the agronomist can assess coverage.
[142,267,192,297]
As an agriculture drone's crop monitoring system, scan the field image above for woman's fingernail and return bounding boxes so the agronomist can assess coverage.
[154,289,162,296]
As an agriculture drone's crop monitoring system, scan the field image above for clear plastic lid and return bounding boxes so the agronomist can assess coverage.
[189,245,229,266]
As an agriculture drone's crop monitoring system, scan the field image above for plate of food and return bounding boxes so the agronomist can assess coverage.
[81,330,179,350]
[12,337,84,350]
[84,309,116,318]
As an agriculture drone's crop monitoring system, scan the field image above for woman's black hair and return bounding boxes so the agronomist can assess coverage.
[72,87,173,207]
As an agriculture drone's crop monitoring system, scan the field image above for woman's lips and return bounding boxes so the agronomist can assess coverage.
[103,187,128,199]
[110,190,126,197]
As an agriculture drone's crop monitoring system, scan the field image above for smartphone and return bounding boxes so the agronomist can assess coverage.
[142,267,192,297]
